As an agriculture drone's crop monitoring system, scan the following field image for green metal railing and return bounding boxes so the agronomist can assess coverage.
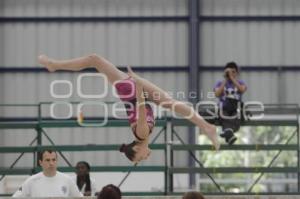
[169,103,300,194]
[0,103,299,196]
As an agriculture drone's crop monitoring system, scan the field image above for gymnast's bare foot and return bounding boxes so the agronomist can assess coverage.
[38,54,55,72]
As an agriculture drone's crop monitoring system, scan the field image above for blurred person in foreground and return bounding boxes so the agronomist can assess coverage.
[182,191,205,199]
[97,184,121,199]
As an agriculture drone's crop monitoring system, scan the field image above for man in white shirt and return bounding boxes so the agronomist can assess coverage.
[12,149,83,197]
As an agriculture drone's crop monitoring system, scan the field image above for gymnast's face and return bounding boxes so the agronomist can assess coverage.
[132,145,151,163]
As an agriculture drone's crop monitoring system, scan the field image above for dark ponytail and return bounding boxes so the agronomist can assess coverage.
[119,141,138,161]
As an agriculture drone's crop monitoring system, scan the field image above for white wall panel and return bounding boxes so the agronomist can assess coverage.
[0,129,37,167]
[243,72,279,104]
[200,22,300,66]
[200,0,300,16]
[2,0,187,17]
[283,72,300,104]
[1,22,187,67]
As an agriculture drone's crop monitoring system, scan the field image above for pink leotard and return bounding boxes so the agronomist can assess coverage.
[114,77,155,127]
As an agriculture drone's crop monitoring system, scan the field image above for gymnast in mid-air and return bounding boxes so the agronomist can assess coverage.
[39,53,219,163]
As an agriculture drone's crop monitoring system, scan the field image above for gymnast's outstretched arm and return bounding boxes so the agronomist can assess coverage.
[128,66,150,140]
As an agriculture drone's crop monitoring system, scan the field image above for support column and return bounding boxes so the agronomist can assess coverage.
[188,0,199,189]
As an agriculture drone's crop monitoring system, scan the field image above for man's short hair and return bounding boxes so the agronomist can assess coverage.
[38,149,57,161]
[225,61,239,72]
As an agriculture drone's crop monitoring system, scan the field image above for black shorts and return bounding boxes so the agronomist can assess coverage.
[219,98,241,133]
